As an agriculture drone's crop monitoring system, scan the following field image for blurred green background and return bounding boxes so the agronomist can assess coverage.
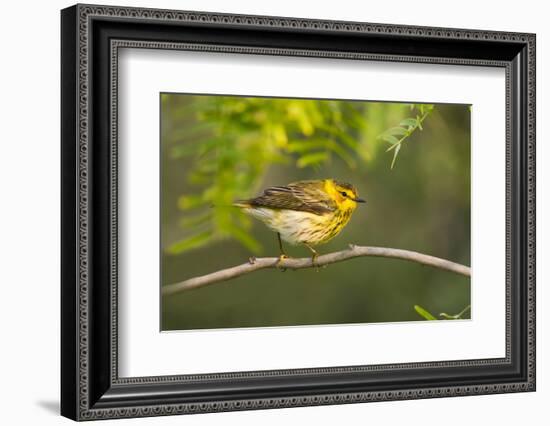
[160,93,471,331]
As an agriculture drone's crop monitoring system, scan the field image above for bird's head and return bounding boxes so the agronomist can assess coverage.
[325,179,366,213]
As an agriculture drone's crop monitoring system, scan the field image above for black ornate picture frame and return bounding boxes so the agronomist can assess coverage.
[61,3,536,421]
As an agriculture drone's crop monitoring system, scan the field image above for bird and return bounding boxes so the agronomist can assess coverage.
[233,179,365,265]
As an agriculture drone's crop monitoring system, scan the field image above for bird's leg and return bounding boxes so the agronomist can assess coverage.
[304,244,320,269]
[276,233,288,269]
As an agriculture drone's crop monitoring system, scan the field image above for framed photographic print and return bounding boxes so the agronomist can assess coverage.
[61,3,536,421]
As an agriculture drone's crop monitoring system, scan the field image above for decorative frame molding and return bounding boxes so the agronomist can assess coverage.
[61,3,535,421]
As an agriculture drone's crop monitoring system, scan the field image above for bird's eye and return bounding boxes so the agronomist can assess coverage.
[340,191,348,197]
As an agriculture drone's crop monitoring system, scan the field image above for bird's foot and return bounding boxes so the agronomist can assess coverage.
[248,256,256,265]
[311,253,320,271]
[304,244,322,271]
[310,252,327,271]
[276,254,289,271]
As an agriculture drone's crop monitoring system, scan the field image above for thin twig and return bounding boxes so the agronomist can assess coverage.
[162,244,470,296]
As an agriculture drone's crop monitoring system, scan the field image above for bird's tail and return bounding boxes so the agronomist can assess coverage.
[209,201,251,209]
[232,200,252,209]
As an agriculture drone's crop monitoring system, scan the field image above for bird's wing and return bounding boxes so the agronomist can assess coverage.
[246,182,335,215]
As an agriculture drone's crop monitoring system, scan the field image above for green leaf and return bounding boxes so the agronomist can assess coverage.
[226,224,262,254]
[383,126,408,136]
[296,152,329,168]
[288,139,355,169]
[272,124,288,147]
[440,305,471,320]
[416,115,423,131]
[189,137,228,158]
[179,212,212,228]
[286,141,318,153]
[380,104,436,169]
[177,194,209,210]
[166,231,212,254]
[439,313,459,320]
[318,139,356,168]
[390,143,401,169]
[319,124,359,150]
[399,118,418,129]
[386,141,401,152]
[381,134,400,145]
[414,305,437,320]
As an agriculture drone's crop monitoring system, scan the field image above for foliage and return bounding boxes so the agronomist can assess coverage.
[162,100,471,330]
[413,304,437,320]
[378,104,435,169]
[414,304,471,321]
[162,94,435,254]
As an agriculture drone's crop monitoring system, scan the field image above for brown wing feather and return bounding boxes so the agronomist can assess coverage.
[244,180,335,215]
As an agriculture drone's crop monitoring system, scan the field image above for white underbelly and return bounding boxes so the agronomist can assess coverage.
[243,208,328,245]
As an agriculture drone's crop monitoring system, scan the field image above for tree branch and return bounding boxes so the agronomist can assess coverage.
[162,244,470,296]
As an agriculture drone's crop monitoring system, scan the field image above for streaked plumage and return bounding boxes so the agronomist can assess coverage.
[234,179,365,260]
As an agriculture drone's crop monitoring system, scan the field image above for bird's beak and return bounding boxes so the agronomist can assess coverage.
[354,198,366,203]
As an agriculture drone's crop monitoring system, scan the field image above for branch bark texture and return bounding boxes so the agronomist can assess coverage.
[162,245,470,296]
